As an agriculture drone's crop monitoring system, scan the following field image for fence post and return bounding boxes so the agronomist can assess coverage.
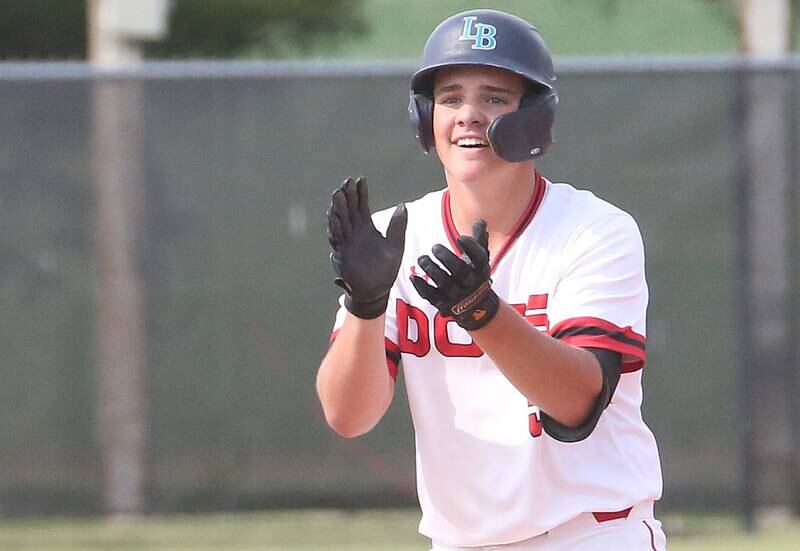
[790,69,800,519]
[734,62,793,532]
[737,0,792,530]
[88,0,169,516]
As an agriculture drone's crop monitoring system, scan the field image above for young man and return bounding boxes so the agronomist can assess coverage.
[318,9,665,550]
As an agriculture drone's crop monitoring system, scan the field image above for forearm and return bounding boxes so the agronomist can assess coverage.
[470,301,603,427]
[316,313,394,438]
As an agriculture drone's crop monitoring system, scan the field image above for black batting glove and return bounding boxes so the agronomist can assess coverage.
[327,177,407,319]
[410,220,499,331]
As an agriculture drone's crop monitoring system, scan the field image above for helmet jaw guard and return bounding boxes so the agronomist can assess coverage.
[487,90,558,161]
[408,9,558,162]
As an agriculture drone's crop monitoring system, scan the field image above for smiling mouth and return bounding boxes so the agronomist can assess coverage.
[456,137,489,149]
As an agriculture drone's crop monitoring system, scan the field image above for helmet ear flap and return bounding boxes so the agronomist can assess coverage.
[408,93,434,153]
[487,89,558,162]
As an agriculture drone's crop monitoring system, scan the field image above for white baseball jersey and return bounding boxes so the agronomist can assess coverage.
[330,173,663,547]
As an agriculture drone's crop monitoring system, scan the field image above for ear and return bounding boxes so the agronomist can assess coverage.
[408,93,435,153]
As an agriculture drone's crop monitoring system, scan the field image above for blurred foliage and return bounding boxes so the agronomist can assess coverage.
[0,0,366,60]
[0,0,797,60]
[300,0,743,58]
[146,0,367,58]
[0,0,87,59]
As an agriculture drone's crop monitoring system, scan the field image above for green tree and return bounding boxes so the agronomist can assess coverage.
[0,0,366,60]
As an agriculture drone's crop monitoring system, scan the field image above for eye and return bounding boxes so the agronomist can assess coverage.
[438,96,461,105]
[488,96,507,105]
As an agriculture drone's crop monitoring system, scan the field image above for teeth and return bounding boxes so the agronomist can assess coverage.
[456,137,487,147]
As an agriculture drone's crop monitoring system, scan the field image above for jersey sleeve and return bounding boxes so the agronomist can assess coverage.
[547,212,648,373]
[327,206,403,380]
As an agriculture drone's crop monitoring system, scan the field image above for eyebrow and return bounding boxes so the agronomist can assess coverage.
[434,83,519,95]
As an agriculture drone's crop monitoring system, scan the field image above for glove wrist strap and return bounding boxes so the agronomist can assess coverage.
[451,280,492,315]
[345,293,390,320]
[453,289,499,331]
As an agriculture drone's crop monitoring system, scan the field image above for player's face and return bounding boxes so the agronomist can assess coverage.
[432,66,524,183]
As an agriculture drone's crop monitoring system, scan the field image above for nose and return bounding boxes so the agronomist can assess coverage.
[455,101,487,127]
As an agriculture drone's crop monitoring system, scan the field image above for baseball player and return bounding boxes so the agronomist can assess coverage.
[318,9,665,550]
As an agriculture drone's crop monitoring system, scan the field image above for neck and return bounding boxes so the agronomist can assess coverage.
[446,163,538,252]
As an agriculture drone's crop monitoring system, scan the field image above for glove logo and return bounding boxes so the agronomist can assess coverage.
[471,309,487,321]
[459,16,497,50]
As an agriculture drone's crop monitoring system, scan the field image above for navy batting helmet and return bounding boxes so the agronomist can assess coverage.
[408,9,558,162]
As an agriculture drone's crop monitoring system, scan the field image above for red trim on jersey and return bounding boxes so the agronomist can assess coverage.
[441,172,547,273]
[491,172,546,270]
[329,329,401,380]
[441,191,460,252]
[592,507,632,523]
[549,316,646,372]
[642,520,658,550]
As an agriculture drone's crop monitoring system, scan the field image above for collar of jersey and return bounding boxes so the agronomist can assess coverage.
[441,171,548,275]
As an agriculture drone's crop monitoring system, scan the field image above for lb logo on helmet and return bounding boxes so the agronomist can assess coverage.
[459,16,497,50]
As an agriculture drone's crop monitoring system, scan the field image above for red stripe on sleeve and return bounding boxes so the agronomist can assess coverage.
[551,317,645,344]
[385,338,400,354]
[550,316,646,372]
[559,335,645,372]
[385,338,401,380]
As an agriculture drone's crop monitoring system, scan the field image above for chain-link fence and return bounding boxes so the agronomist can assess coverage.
[0,58,798,515]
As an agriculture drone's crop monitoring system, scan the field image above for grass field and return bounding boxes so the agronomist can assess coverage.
[0,509,798,550]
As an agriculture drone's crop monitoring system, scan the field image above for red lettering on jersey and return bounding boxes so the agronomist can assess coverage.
[526,314,549,328]
[509,294,550,331]
[397,299,431,357]
[396,294,547,360]
[527,294,548,310]
[433,314,483,358]
[528,406,543,438]
[525,294,549,331]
